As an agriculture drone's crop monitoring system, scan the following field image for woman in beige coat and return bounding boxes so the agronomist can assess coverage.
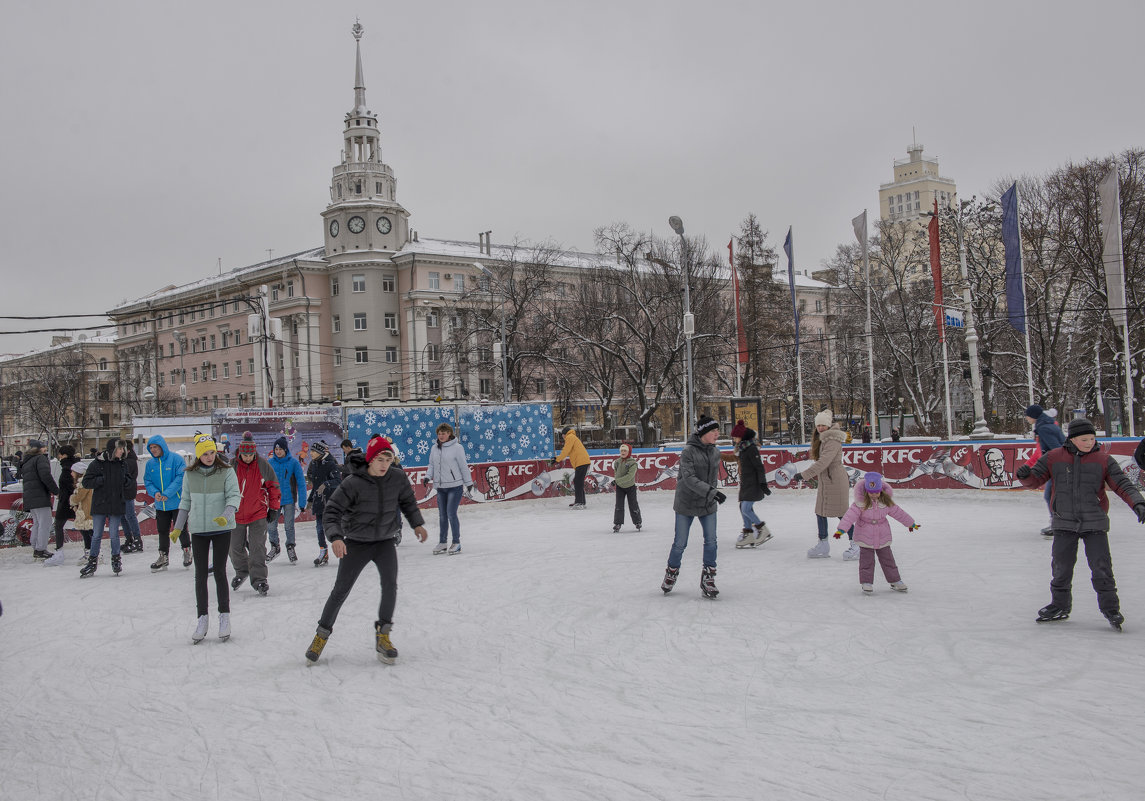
[793,410,857,559]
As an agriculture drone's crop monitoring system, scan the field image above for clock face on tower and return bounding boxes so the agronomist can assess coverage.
[376,216,392,234]
[328,219,339,237]
[348,216,366,234]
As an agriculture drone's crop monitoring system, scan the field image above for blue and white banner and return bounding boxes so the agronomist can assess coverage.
[944,308,965,329]
[345,407,454,468]
[1000,182,1026,333]
[457,404,553,463]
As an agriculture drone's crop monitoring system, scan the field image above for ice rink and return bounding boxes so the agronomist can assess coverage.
[3,488,1144,800]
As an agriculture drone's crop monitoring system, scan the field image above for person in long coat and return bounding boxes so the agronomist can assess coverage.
[730,421,771,547]
[793,410,856,559]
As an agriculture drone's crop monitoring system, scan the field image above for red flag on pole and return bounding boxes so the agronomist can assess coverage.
[928,198,944,340]
[729,239,748,364]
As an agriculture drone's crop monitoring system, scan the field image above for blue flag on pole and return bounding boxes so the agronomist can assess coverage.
[1000,182,1025,333]
[784,227,799,350]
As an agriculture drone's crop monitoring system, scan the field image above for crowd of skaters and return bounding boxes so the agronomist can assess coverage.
[9,410,1145,655]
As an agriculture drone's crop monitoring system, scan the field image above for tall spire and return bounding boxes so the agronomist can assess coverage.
[352,19,368,117]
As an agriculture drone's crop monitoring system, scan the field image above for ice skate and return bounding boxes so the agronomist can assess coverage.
[286,543,297,563]
[842,542,861,561]
[79,556,98,578]
[33,549,50,560]
[306,626,332,663]
[661,565,680,594]
[448,543,462,555]
[889,581,908,592]
[751,522,773,546]
[433,542,448,555]
[1104,610,1125,632]
[150,552,169,572]
[44,549,67,566]
[266,543,281,562]
[218,613,231,642]
[736,529,753,548]
[612,524,621,533]
[111,554,122,576]
[1040,526,1054,539]
[182,547,192,568]
[861,583,874,594]
[807,539,830,558]
[77,549,90,566]
[192,615,209,643]
[314,547,328,566]
[375,622,398,664]
[253,580,269,596]
[700,566,719,599]
[231,574,247,591]
[1036,604,1070,623]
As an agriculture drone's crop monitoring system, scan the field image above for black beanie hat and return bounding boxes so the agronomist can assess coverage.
[695,415,719,436]
[1067,418,1096,439]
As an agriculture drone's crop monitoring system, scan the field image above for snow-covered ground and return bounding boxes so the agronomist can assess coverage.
[3,488,1145,801]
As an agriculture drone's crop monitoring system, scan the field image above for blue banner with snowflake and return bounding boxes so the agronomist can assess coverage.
[345,407,455,468]
[457,403,553,463]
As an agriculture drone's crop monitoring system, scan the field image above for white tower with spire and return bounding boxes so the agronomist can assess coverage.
[322,20,410,261]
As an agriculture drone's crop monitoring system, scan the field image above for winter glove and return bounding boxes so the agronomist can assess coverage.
[170,528,182,543]
[1016,465,1032,480]
[549,459,559,467]
[212,516,229,527]
[833,530,846,539]
[1135,503,1145,524]
[422,477,430,486]
[465,485,474,498]
[266,508,279,525]
[792,472,803,482]
[762,484,771,497]
[713,491,726,505]
[909,524,922,532]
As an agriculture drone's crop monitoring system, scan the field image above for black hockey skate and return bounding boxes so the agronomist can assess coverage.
[79,557,98,578]
[1104,610,1125,632]
[286,543,297,563]
[266,543,281,562]
[231,575,247,591]
[253,580,269,597]
[1036,604,1070,623]
[700,566,719,599]
[111,554,122,576]
[150,552,169,572]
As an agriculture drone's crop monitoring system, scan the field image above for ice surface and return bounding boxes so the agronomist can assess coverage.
[3,489,1144,800]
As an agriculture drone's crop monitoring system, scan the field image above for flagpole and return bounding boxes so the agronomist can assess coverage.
[784,227,807,444]
[1014,184,1035,406]
[854,210,877,441]
[729,236,743,398]
[939,304,954,440]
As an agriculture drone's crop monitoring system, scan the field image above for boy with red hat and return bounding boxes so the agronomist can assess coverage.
[306,435,427,664]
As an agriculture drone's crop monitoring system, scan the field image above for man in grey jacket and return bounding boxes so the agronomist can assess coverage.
[661,416,726,598]
[20,440,59,559]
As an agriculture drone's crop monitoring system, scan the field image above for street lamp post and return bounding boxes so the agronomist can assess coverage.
[953,207,992,438]
[477,264,509,403]
[172,329,188,414]
[668,216,694,434]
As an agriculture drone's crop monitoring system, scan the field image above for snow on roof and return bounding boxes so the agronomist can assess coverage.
[0,333,118,365]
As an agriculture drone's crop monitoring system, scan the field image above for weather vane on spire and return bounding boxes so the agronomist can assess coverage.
[352,18,363,40]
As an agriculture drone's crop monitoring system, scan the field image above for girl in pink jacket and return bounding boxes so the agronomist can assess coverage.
[835,472,920,594]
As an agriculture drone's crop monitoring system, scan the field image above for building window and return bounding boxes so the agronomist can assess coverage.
[293,352,299,368]
[428,378,440,394]
[287,281,294,298]
[209,304,215,318]
[384,312,397,331]
[97,383,111,401]
[192,367,199,383]
[426,310,439,328]
[479,378,492,395]
[535,379,545,395]
[210,335,216,350]
[331,277,340,296]
[332,315,341,333]
[223,363,230,378]
[271,286,279,302]
[356,382,369,399]
[385,347,397,363]
[224,394,230,407]
[428,272,440,290]
[158,373,164,387]
[382,275,395,292]
[334,348,342,366]
[353,274,366,293]
[98,358,108,371]
[235,360,242,377]
[169,343,175,358]
[387,381,399,399]
[426,344,439,362]
[355,346,369,363]
[248,358,255,375]
[235,330,241,345]
[211,365,218,380]
[454,274,465,292]
[375,182,382,194]
[353,313,367,331]
[815,300,822,312]
[335,383,343,400]
[211,395,219,408]
[278,354,284,370]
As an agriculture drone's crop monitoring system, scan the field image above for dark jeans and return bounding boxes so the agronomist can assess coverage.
[817,515,853,540]
[1050,530,1119,613]
[613,485,642,526]
[193,531,232,617]
[121,497,141,542]
[437,485,463,544]
[53,500,73,550]
[155,509,190,553]
[313,498,327,548]
[318,539,398,632]
[573,464,588,505]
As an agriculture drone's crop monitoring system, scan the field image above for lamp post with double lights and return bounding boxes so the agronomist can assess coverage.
[667,216,695,435]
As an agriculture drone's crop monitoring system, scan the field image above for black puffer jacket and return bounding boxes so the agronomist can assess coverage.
[56,455,79,518]
[1020,440,1145,533]
[735,435,770,503]
[322,452,424,543]
[82,451,136,516]
[19,449,59,510]
[1135,437,1145,472]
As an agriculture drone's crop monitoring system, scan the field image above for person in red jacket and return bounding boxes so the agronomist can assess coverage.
[228,432,281,596]
[1018,418,1145,629]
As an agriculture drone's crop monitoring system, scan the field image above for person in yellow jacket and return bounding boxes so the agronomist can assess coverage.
[551,426,591,508]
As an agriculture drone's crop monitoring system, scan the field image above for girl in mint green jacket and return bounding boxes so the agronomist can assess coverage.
[173,435,241,643]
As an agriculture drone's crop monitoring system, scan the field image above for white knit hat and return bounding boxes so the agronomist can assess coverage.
[814,409,834,428]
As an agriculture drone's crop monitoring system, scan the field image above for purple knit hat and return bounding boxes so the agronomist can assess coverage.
[863,472,884,494]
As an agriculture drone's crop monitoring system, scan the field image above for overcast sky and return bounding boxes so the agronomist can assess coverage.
[3,0,1143,355]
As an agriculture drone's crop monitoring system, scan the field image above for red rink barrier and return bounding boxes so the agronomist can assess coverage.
[4,440,1141,546]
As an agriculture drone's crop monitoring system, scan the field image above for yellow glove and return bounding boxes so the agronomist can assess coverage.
[170,528,182,543]
[212,516,229,527]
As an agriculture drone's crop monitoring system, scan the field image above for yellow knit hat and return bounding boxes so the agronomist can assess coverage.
[194,433,217,460]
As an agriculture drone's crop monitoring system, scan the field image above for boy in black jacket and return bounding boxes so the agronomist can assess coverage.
[1018,418,1145,629]
[306,436,426,664]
